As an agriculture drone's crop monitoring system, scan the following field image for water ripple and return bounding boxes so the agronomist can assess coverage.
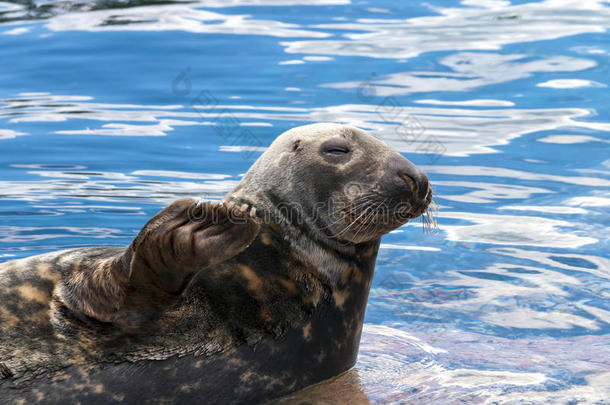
[277,325,610,404]
[323,53,597,96]
[283,0,610,59]
[3,92,610,157]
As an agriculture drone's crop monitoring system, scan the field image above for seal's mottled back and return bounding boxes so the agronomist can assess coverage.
[0,123,432,404]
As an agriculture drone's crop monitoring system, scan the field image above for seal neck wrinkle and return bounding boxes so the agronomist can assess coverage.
[225,193,379,288]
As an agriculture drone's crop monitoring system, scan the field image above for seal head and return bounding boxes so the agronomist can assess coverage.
[230,123,430,242]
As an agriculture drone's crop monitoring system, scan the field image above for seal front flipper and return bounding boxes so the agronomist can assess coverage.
[53,199,260,332]
[128,199,260,295]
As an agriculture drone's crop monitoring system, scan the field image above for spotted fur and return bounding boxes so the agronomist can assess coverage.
[0,123,431,404]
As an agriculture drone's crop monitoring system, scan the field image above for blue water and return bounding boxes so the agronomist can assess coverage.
[1,0,609,403]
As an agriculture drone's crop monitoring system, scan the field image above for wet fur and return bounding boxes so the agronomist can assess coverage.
[0,123,431,404]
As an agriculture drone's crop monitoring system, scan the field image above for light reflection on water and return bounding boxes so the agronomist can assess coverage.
[0,0,609,403]
[277,325,610,404]
[3,92,610,157]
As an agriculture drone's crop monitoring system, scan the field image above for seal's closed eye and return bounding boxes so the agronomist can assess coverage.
[320,139,351,157]
[325,146,349,154]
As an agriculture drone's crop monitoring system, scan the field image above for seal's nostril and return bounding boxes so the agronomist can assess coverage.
[417,172,430,200]
[399,172,418,195]
[399,170,430,200]
[387,154,428,200]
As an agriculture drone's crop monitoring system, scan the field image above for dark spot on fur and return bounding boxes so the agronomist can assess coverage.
[0,362,13,379]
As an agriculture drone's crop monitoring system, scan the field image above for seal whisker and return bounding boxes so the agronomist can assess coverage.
[333,198,388,240]
[421,197,439,233]
[331,197,382,237]
[349,207,376,242]
[351,198,388,242]
[331,203,375,238]
[317,196,377,232]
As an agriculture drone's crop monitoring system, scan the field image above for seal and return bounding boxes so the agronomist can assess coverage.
[0,123,433,404]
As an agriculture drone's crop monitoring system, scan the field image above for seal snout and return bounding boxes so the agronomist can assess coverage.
[388,154,429,201]
[398,171,429,201]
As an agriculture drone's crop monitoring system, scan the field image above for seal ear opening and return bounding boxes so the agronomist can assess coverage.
[292,140,301,152]
[128,199,261,295]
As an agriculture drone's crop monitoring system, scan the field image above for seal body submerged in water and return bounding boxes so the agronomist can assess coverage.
[0,123,432,404]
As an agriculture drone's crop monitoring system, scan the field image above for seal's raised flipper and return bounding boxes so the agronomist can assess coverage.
[128,199,260,294]
[53,199,260,331]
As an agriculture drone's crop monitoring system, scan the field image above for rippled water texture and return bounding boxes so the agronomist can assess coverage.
[1,0,609,403]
